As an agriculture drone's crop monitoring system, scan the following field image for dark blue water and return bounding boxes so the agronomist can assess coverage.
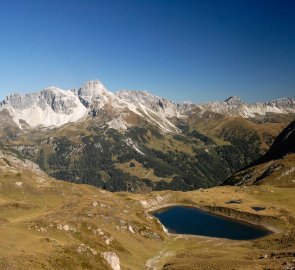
[252,207,266,212]
[152,206,271,240]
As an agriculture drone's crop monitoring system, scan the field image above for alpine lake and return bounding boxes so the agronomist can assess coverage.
[152,206,271,240]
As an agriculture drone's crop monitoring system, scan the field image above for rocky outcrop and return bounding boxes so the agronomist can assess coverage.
[139,194,171,209]
[0,149,48,181]
[101,252,121,270]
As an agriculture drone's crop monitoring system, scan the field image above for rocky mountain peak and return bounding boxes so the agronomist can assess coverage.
[81,80,107,93]
[267,97,295,108]
[77,80,109,107]
[224,96,242,106]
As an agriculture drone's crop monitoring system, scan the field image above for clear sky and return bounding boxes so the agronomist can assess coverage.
[0,0,294,103]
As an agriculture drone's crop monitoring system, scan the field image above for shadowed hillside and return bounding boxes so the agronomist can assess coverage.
[224,120,295,186]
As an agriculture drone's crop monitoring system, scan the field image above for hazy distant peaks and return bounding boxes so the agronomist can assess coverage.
[224,96,242,106]
[267,97,295,108]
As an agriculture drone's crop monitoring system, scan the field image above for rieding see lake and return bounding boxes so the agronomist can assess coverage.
[152,206,271,240]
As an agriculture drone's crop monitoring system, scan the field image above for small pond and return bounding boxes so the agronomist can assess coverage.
[252,206,266,212]
[226,200,242,204]
[152,206,271,240]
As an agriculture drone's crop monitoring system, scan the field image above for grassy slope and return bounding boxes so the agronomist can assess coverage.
[225,119,295,187]
[0,152,167,270]
[187,113,294,152]
[226,153,295,187]
[1,150,295,269]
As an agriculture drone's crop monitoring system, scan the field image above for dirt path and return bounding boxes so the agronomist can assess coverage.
[145,249,174,270]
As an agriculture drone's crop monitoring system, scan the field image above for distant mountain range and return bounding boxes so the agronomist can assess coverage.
[0,80,294,132]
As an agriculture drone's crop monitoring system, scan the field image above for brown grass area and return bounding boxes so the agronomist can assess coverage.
[0,154,167,270]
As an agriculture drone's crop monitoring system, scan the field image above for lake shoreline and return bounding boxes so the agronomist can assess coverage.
[147,203,280,237]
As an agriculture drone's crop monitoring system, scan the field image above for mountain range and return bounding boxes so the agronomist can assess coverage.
[1,80,294,131]
[0,80,294,192]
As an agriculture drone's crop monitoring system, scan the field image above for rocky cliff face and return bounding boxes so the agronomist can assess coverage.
[116,90,185,118]
[0,87,88,128]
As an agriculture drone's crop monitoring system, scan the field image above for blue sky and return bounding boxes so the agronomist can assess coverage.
[0,0,294,103]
